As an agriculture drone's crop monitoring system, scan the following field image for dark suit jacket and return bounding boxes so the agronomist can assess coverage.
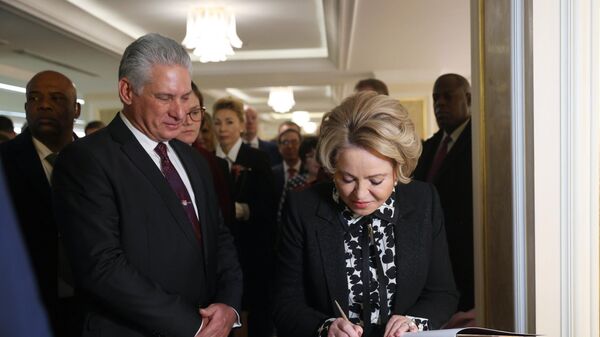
[0,163,52,337]
[412,121,473,311]
[258,138,281,166]
[52,115,242,337]
[229,143,277,308]
[192,142,235,229]
[0,129,58,324]
[273,181,458,337]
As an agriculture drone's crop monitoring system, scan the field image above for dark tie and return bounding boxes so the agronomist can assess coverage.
[45,153,58,166]
[154,143,202,242]
[45,151,74,296]
[426,135,452,182]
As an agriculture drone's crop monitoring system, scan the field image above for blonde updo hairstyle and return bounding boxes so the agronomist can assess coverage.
[213,96,245,123]
[317,91,422,184]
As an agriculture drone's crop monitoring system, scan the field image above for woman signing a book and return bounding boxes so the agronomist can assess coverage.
[273,91,458,337]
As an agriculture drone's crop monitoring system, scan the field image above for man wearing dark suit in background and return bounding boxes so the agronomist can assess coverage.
[271,128,304,200]
[52,33,242,337]
[243,106,282,165]
[0,70,81,336]
[413,73,474,327]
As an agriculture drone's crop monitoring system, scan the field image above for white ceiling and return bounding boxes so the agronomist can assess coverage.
[0,0,470,137]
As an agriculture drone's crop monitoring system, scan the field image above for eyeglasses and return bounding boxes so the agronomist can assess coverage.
[187,106,206,122]
[279,139,299,146]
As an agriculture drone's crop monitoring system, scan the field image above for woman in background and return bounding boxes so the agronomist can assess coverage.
[176,82,234,228]
[273,91,458,337]
[213,96,277,337]
[196,112,217,152]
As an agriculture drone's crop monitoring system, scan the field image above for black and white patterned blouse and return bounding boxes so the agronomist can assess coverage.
[318,186,429,336]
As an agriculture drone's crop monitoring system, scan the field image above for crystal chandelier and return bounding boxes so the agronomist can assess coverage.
[182,6,243,63]
[268,87,295,113]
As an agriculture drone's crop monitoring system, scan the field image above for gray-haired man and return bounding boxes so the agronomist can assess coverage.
[53,33,242,337]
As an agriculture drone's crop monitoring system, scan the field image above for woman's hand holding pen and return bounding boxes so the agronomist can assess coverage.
[384,315,418,337]
[330,300,363,337]
[328,318,363,337]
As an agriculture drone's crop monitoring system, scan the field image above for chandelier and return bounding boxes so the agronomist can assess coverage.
[268,87,295,113]
[182,6,243,63]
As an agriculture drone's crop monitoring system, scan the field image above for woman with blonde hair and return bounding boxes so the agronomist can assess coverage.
[273,91,458,337]
[213,96,277,337]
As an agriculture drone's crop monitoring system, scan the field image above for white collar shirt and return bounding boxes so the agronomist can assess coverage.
[440,118,470,153]
[244,136,259,149]
[119,112,198,217]
[216,137,243,170]
[32,136,54,183]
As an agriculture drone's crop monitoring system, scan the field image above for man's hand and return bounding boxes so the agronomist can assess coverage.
[195,303,237,337]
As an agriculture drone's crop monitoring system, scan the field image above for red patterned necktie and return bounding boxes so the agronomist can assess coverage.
[287,167,297,180]
[426,136,452,183]
[154,143,202,242]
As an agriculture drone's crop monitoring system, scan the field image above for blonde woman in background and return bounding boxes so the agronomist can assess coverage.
[213,96,277,337]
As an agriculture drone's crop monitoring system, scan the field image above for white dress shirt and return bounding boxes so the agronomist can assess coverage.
[244,136,259,149]
[216,137,243,169]
[32,136,54,183]
[120,113,199,219]
[437,118,470,154]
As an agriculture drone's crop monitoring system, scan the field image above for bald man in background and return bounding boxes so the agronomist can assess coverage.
[413,73,474,327]
[0,70,81,336]
[243,106,281,165]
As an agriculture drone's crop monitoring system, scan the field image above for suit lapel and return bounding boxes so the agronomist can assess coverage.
[435,121,471,181]
[315,194,350,314]
[414,130,443,180]
[108,115,202,252]
[233,144,252,198]
[13,131,52,208]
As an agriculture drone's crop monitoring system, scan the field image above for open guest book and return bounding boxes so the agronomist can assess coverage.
[405,327,538,337]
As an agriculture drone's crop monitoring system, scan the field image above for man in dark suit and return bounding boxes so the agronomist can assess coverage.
[0,70,81,336]
[271,128,304,199]
[0,164,52,337]
[413,73,474,326]
[52,33,242,337]
[243,106,281,165]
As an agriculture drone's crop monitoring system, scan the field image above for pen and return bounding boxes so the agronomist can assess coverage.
[334,300,349,321]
